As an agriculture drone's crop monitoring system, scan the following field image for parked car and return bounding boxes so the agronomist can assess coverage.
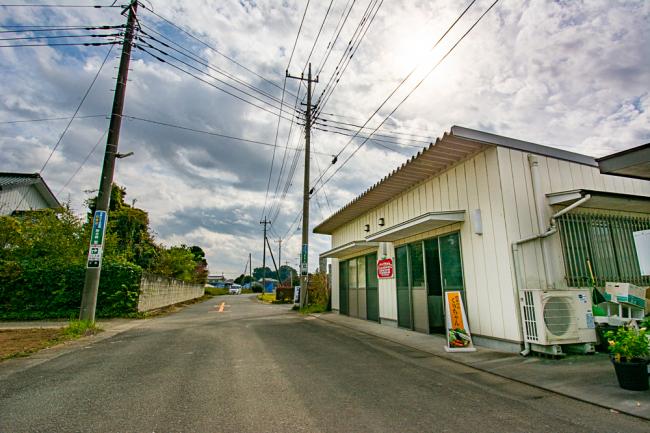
[229,284,242,295]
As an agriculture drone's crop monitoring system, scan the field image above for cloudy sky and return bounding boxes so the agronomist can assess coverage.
[1,0,648,277]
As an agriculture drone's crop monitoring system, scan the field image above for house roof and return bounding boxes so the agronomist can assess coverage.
[0,172,60,209]
[313,126,598,235]
[596,143,650,180]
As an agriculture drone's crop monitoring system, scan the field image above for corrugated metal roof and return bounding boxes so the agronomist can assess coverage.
[0,172,60,209]
[313,126,598,235]
[0,172,40,188]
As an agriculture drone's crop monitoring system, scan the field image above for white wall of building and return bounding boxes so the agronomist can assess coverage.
[0,185,50,215]
[325,146,650,344]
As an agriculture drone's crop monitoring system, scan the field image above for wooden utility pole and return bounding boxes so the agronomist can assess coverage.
[286,63,318,309]
[275,239,282,283]
[249,252,252,288]
[260,218,270,294]
[79,0,138,322]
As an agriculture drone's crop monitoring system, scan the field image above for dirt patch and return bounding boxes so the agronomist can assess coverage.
[0,328,64,360]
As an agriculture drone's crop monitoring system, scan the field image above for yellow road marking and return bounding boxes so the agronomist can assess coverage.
[218,302,225,313]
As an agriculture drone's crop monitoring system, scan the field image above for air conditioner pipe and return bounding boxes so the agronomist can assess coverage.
[513,155,592,356]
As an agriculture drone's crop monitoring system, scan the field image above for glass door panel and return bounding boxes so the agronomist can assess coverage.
[424,238,444,332]
[439,232,464,292]
[395,245,412,329]
[366,253,379,322]
[339,260,348,315]
[408,242,428,333]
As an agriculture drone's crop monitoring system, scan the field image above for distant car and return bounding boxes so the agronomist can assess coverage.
[229,285,242,295]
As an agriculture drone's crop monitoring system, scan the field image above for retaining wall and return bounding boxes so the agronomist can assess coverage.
[137,273,205,312]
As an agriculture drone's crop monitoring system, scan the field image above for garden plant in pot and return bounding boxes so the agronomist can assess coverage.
[605,324,649,391]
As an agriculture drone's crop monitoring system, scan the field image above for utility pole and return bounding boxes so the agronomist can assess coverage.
[260,218,270,295]
[79,0,138,322]
[275,239,282,284]
[287,63,318,309]
[249,252,252,288]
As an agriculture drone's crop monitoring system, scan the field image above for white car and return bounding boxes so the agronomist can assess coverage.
[229,285,242,295]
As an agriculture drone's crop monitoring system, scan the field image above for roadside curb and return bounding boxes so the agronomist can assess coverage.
[311,313,650,422]
[0,319,144,380]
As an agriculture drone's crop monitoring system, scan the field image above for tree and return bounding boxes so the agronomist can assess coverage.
[279,265,297,285]
[253,266,273,280]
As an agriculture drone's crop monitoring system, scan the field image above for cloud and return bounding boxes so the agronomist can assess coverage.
[1,0,648,277]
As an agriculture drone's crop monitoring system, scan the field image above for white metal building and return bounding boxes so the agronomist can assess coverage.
[0,172,60,215]
[314,126,650,353]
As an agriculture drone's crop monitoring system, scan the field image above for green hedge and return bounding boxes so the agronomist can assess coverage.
[0,260,142,320]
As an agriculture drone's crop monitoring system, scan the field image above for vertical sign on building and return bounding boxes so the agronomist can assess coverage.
[301,243,308,275]
[86,210,107,268]
[444,291,476,352]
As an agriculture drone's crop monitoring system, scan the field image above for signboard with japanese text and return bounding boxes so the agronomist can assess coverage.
[86,210,107,268]
[444,291,476,352]
[377,258,394,279]
[301,244,308,275]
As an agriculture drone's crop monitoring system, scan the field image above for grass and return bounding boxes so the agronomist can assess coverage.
[0,320,102,361]
[257,293,276,303]
[299,304,328,314]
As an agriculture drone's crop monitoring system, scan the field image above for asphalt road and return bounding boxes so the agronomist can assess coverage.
[1,295,648,433]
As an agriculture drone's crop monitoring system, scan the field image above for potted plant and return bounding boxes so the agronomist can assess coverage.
[605,325,649,391]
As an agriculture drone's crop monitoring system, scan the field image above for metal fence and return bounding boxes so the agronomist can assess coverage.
[556,212,650,287]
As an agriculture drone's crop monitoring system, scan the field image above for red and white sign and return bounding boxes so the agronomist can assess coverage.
[377,258,394,279]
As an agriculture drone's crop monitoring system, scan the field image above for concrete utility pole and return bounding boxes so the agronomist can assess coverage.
[79,0,138,322]
[260,218,270,294]
[286,63,318,309]
[249,252,252,288]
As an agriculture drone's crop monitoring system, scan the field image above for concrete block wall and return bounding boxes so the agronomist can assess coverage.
[137,273,205,312]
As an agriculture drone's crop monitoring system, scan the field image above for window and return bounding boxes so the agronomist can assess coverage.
[557,212,650,287]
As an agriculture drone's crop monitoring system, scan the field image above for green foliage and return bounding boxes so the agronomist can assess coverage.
[307,271,329,309]
[204,286,229,296]
[234,274,254,285]
[253,266,274,280]
[605,325,650,362]
[61,320,101,338]
[299,304,327,314]
[279,265,297,285]
[0,184,209,319]
[0,259,142,319]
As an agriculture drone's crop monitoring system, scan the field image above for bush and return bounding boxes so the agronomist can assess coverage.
[0,260,142,319]
[204,286,229,296]
[251,282,263,293]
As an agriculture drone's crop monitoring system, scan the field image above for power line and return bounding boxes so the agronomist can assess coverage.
[310,0,478,189]
[314,0,356,77]
[120,114,333,156]
[0,114,107,124]
[135,39,289,114]
[134,44,293,120]
[57,129,108,195]
[312,0,383,119]
[0,3,121,7]
[0,25,124,33]
[137,27,285,106]
[260,0,312,222]
[313,0,499,196]
[139,4,290,98]
[0,41,119,47]
[0,32,121,41]
[39,43,115,175]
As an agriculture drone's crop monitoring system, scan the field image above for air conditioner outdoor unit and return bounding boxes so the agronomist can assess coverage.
[520,289,597,355]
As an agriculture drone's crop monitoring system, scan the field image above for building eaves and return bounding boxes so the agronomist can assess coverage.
[313,126,599,235]
[0,172,61,209]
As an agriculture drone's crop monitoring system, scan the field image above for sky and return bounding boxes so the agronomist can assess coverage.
[1,0,649,278]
